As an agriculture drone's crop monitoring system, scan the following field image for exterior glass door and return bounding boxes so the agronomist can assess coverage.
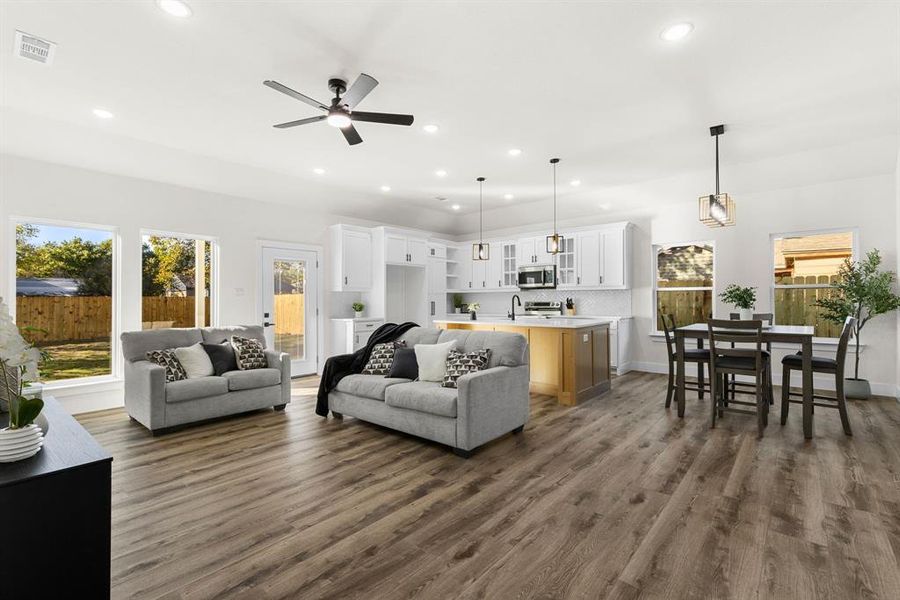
[261,247,318,376]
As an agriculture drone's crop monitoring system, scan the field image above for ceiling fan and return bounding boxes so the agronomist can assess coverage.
[263,74,414,146]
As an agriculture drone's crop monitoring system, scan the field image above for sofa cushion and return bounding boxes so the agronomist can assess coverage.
[385,381,459,418]
[232,336,268,370]
[201,341,238,375]
[396,327,442,348]
[362,341,405,375]
[222,368,281,391]
[121,328,202,362]
[415,341,458,382]
[166,376,228,403]
[335,374,411,401]
[438,330,527,368]
[175,343,215,378]
[387,346,418,380]
[146,349,188,382]
[442,349,491,388]
[201,325,266,346]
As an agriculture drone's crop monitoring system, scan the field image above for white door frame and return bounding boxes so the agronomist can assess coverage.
[258,240,324,376]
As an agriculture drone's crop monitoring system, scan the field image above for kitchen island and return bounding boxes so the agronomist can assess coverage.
[434,315,612,406]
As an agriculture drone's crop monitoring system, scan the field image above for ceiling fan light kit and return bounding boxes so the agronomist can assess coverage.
[264,73,414,146]
[546,158,562,254]
[699,124,736,227]
[472,177,490,261]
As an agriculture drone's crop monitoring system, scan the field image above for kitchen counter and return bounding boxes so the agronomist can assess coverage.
[435,316,611,406]
[434,315,615,329]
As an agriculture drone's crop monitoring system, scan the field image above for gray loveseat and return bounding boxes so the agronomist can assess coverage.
[328,327,530,457]
[121,325,291,434]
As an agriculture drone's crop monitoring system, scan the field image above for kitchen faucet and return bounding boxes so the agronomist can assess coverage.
[509,294,522,320]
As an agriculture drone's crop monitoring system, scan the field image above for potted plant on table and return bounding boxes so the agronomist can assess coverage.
[815,249,900,399]
[352,302,365,319]
[0,297,46,462]
[720,284,757,320]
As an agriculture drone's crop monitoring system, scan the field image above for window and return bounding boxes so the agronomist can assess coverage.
[14,222,115,382]
[772,230,854,337]
[142,233,215,329]
[654,242,714,331]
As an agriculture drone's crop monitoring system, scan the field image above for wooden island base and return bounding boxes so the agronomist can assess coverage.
[438,321,611,406]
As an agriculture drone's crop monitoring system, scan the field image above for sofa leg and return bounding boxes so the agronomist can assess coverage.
[453,448,472,459]
[331,411,343,419]
[274,404,287,411]
[512,425,524,434]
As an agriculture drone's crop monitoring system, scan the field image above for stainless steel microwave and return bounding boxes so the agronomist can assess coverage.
[518,264,557,289]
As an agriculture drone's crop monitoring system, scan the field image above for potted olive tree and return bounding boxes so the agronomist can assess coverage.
[815,249,900,399]
[720,284,757,320]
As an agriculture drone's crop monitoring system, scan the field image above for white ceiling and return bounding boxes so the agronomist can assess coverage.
[1,1,898,236]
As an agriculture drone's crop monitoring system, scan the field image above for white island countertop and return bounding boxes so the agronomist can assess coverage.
[434,315,614,329]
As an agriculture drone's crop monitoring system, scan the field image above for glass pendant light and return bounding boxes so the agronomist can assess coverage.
[699,124,736,227]
[472,176,489,260]
[546,158,561,254]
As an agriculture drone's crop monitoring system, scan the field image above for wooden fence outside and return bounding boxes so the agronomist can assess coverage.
[17,294,304,344]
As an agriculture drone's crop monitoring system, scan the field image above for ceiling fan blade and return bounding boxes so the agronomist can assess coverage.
[350,111,414,126]
[263,80,328,111]
[273,115,327,128]
[340,73,378,109]
[341,123,363,146]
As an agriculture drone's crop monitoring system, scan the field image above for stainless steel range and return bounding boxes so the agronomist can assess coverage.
[523,301,562,316]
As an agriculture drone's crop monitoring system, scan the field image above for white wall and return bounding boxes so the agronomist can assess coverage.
[0,154,383,412]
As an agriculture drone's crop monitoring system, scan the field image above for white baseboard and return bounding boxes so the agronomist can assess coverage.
[628,362,898,398]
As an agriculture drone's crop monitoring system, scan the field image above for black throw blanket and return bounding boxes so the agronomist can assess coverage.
[316,321,419,416]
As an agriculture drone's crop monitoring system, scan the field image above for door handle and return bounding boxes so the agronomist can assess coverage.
[344,276,348,285]
[430,301,435,316]
[577,276,581,284]
[599,275,603,283]
[264,321,276,327]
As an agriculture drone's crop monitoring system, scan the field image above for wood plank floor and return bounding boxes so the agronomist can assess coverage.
[76,372,900,600]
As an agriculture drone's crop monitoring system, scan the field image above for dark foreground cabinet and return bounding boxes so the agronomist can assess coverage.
[0,396,112,599]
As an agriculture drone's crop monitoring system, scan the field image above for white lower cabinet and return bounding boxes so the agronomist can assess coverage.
[331,318,385,355]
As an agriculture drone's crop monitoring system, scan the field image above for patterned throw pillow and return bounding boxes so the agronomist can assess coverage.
[441,349,492,388]
[146,349,188,382]
[362,341,406,375]
[231,336,267,370]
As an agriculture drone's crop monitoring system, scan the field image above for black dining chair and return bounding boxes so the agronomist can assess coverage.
[661,313,710,409]
[707,319,772,437]
[781,316,856,436]
[728,312,774,403]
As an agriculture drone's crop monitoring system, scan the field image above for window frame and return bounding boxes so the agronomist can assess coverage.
[651,239,716,335]
[140,228,220,330]
[7,215,122,385]
[770,227,858,338]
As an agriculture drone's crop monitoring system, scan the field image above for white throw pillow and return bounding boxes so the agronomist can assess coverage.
[174,343,215,379]
[414,340,457,382]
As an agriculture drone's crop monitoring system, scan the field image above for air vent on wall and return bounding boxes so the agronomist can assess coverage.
[14,30,56,65]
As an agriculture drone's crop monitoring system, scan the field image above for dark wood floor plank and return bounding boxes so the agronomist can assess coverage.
[72,372,900,600]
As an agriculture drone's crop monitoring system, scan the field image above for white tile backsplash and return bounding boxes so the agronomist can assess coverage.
[459,289,631,316]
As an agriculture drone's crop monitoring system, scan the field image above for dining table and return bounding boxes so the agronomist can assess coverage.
[674,322,817,438]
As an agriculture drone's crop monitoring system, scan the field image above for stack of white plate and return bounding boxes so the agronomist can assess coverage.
[0,424,44,463]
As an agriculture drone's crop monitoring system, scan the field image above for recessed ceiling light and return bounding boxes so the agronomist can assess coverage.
[450,204,461,211]
[435,169,448,177]
[157,0,193,18]
[422,124,439,134]
[92,108,114,119]
[570,179,582,187]
[504,194,514,200]
[508,148,522,157]
[380,185,391,192]
[313,167,325,175]
[660,22,693,42]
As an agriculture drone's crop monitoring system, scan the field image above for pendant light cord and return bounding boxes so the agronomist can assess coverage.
[479,179,483,242]
[714,134,720,196]
[553,161,557,233]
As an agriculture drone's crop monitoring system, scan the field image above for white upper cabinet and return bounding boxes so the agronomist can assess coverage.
[576,231,601,287]
[600,228,626,288]
[384,232,428,265]
[517,236,556,265]
[556,235,578,286]
[457,252,474,290]
[500,241,517,288]
[329,225,372,292]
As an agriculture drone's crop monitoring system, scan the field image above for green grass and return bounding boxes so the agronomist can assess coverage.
[37,341,111,381]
